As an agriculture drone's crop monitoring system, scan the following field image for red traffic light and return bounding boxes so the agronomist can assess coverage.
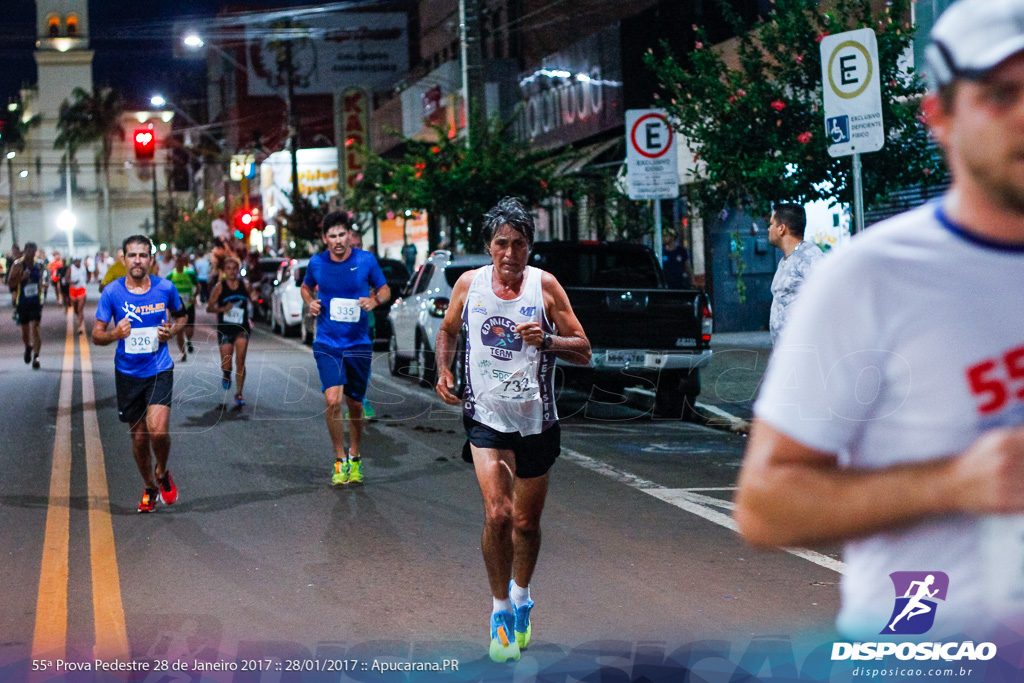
[233,207,262,240]
[133,128,155,160]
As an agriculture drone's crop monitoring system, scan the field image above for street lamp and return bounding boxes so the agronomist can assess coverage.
[57,209,76,258]
[150,95,167,108]
[183,31,299,219]
[6,151,16,245]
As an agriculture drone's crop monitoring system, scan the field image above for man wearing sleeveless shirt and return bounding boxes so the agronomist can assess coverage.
[301,211,389,485]
[8,241,44,369]
[735,0,1024,639]
[436,197,591,662]
[93,235,186,513]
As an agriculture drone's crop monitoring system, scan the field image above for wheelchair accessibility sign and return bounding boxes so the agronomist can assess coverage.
[820,29,884,157]
[826,116,850,145]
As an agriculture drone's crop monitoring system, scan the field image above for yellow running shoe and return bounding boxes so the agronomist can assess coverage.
[488,611,521,663]
[349,459,363,483]
[331,459,350,486]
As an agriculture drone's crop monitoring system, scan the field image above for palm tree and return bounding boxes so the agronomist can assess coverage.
[55,86,124,249]
[1,103,41,245]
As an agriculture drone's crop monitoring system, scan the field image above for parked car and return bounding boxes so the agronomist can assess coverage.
[297,255,411,346]
[386,250,491,385]
[269,258,308,336]
[529,241,713,418]
[249,256,287,322]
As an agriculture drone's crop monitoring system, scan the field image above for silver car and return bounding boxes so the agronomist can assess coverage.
[387,250,491,386]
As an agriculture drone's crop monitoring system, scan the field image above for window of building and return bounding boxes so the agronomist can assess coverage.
[66,14,78,37]
[48,15,60,38]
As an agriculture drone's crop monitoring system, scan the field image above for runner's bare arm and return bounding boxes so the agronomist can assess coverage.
[158,310,188,342]
[7,262,23,289]
[734,420,1024,548]
[434,270,475,405]
[92,318,131,346]
[537,271,591,365]
[300,282,321,317]
[359,283,391,311]
[205,282,224,313]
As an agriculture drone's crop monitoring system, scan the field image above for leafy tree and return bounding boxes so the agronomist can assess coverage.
[349,117,576,252]
[165,195,223,250]
[55,86,125,249]
[644,0,946,219]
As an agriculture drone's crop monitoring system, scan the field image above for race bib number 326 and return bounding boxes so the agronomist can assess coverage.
[126,326,159,354]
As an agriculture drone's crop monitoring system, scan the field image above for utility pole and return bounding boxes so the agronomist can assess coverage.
[6,154,16,246]
[459,0,486,147]
[282,19,300,213]
[152,160,159,244]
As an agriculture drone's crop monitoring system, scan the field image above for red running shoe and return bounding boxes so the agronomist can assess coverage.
[157,471,178,505]
[138,488,159,513]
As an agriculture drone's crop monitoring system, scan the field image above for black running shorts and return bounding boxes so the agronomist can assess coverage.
[115,368,173,424]
[462,416,561,479]
[16,303,41,324]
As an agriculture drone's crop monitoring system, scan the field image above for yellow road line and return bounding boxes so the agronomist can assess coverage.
[31,314,74,661]
[78,334,130,661]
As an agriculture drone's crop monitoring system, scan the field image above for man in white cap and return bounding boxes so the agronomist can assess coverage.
[735,0,1024,640]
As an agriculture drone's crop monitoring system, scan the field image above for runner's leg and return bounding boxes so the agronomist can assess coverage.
[234,335,249,397]
[473,445,517,600]
[129,419,156,489]
[344,395,364,455]
[324,386,347,461]
[147,404,172,480]
[30,320,41,357]
[219,341,233,380]
[511,472,550,588]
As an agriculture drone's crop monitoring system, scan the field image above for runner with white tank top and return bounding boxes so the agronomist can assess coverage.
[462,264,557,436]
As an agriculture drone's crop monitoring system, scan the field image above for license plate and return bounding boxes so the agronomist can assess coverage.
[605,350,644,366]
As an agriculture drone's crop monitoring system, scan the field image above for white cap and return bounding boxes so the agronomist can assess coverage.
[926,0,1024,88]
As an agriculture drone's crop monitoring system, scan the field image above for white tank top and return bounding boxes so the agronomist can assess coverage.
[462,265,557,435]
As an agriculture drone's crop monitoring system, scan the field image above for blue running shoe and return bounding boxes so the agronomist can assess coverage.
[509,580,534,649]
[488,611,520,663]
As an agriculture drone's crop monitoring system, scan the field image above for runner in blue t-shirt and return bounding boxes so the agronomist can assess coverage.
[301,211,389,486]
[93,235,186,513]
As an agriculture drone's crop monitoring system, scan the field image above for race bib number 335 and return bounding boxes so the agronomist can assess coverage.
[329,298,360,323]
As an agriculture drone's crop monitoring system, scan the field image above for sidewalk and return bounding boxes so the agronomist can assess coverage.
[696,329,772,429]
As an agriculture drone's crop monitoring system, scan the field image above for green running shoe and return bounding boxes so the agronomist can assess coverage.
[331,459,350,486]
[362,400,375,418]
[488,611,520,663]
[349,459,363,483]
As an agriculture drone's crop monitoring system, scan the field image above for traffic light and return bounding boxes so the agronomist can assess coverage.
[133,128,155,160]
[233,207,262,240]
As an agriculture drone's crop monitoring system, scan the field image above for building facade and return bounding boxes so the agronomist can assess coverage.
[0,0,177,255]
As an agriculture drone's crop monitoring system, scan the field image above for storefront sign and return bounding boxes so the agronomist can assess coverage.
[514,24,624,149]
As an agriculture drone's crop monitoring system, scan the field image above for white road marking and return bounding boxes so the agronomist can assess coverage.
[561,448,845,575]
[251,326,843,573]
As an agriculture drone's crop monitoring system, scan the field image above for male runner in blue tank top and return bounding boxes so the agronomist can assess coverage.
[8,241,45,369]
[435,197,591,662]
[93,235,187,513]
[301,211,389,485]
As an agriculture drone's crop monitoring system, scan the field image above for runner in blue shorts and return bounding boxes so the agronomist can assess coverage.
[93,235,186,513]
[301,211,389,485]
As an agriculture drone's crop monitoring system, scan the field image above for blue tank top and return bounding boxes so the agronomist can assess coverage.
[17,262,42,307]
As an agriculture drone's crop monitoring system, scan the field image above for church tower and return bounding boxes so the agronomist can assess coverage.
[22,0,98,252]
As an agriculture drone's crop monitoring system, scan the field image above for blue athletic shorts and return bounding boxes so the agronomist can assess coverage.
[313,343,372,399]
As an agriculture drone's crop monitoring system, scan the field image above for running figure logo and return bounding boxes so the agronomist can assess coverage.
[881,571,949,635]
[121,302,144,324]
